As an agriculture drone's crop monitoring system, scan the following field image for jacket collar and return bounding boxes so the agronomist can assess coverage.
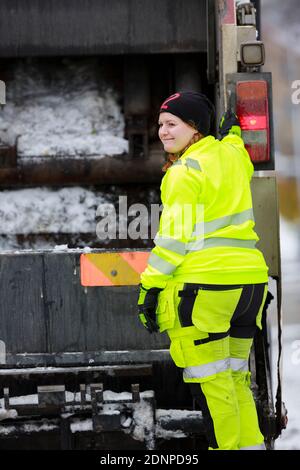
[181,135,216,159]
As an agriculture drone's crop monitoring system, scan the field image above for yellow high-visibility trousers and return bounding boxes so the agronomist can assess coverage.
[156,281,268,450]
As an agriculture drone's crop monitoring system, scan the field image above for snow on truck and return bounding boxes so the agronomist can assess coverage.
[0,0,286,450]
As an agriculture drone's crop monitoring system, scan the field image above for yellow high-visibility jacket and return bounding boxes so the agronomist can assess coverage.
[141,134,268,289]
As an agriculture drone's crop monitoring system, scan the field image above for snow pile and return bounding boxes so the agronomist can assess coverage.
[0,58,128,157]
[0,409,18,421]
[70,418,93,433]
[0,394,38,407]
[131,399,155,449]
[0,422,58,436]
[0,187,106,235]
[155,409,201,440]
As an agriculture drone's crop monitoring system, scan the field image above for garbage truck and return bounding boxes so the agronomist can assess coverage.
[0,0,286,449]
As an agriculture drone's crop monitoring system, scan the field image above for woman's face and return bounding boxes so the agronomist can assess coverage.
[158,112,198,154]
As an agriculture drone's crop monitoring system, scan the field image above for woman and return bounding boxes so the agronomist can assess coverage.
[138,91,268,450]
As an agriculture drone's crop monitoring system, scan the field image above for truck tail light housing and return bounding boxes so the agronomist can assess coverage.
[236,80,270,163]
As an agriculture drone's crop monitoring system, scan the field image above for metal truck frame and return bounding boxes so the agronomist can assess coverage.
[0,0,286,450]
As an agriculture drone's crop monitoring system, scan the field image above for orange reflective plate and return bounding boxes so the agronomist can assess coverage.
[80,252,150,286]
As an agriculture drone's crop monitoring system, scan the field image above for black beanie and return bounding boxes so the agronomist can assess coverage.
[159,91,215,136]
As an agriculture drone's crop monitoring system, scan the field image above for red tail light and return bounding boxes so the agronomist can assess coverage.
[236,80,270,163]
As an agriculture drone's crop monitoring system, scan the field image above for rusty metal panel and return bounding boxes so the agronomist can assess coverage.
[0,0,207,57]
[251,176,280,277]
[0,150,165,187]
[42,252,169,352]
[0,251,169,365]
[42,252,86,353]
[0,253,47,355]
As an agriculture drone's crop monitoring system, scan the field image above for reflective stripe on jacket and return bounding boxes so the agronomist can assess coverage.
[141,134,268,289]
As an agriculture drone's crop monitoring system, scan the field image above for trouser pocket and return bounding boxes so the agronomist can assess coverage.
[169,329,230,383]
[169,338,186,368]
[169,334,216,371]
[192,288,242,332]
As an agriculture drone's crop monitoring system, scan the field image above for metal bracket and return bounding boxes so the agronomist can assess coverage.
[90,383,103,415]
[3,387,9,410]
[38,385,66,408]
[131,383,140,403]
[237,2,256,26]
[124,57,150,159]
[126,115,149,159]
[0,142,17,169]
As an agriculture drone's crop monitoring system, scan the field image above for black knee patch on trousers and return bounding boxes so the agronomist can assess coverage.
[189,383,219,449]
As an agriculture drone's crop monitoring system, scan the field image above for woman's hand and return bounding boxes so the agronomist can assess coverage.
[219,110,241,138]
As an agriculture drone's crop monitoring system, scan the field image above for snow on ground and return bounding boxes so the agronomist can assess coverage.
[0,58,128,157]
[272,323,300,450]
[272,216,300,449]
